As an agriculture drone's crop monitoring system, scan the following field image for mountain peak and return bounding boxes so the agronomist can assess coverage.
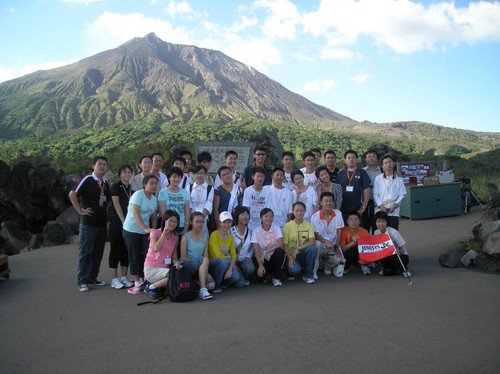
[0,35,352,139]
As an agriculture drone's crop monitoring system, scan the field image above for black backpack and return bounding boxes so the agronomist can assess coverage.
[166,266,199,302]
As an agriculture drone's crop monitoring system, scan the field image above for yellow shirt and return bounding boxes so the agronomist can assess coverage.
[282,220,315,254]
[208,230,236,261]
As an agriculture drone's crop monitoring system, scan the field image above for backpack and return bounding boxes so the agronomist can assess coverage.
[166,266,199,302]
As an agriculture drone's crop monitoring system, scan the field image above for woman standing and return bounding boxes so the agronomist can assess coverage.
[315,166,343,211]
[122,175,158,295]
[143,210,181,299]
[130,155,153,192]
[291,170,318,221]
[229,206,255,285]
[251,208,286,287]
[158,167,190,235]
[108,165,134,289]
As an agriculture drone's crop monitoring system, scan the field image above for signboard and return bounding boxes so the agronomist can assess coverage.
[195,141,256,175]
[400,163,430,184]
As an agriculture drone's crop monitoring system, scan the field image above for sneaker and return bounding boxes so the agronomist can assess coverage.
[368,262,378,269]
[127,286,142,295]
[213,287,222,294]
[378,270,384,275]
[361,265,371,275]
[120,276,133,288]
[323,268,332,275]
[78,284,89,292]
[302,276,315,284]
[286,276,295,281]
[199,288,213,300]
[272,278,282,287]
[313,273,318,280]
[144,285,160,299]
[245,280,250,286]
[93,279,107,287]
[110,278,124,289]
[402,271,412,277]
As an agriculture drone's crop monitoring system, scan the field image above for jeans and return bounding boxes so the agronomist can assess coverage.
[182,259,203,276]
[287,245,318,278]
[209,259,245,288]
[238,259,256,279]
[122,229,149,277]
[77,224,106,285]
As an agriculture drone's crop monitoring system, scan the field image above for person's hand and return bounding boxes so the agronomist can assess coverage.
[379,205,387,212]
[325,241,334,250]
[174,262,182,269]
[80,208,93,216]
[224,269,232,280]
[244,258,252,263]
[389,205,397,213]
[357,207,366,215]
[180,256,191,262]
[143,227,152,234]
[352,235,359,244]
[257,265,265,278]
[288,258,295,268]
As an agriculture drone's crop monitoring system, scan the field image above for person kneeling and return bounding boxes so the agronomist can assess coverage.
[143,210,181,299]
[374,211,411,277]
[208,211,245,294]
[282,202,317,284]
[339,211,371,275]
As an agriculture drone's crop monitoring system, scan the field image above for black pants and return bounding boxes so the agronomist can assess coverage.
[122,230,149,277]
[361,200,376,233]
[381,254,409,275]
[387,216,400,231]
[253,248,286,281]
[343,247,359,269]
[108,217,129,268]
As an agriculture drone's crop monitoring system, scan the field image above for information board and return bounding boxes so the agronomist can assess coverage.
[195,141,256,175]
[400,163,430,184]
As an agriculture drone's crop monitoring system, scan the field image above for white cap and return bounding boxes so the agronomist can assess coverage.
[219,211,233,222]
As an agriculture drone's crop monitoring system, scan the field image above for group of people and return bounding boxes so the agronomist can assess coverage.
[69,146,410,300]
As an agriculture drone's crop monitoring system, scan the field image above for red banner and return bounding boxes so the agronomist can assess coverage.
[357,234,396,264]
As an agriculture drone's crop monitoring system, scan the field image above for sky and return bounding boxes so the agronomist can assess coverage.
[0,0,499,133]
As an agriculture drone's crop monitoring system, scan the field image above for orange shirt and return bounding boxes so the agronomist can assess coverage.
[339,226,370,246]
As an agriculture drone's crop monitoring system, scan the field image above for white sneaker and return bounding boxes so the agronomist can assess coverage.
[313,273,318,280]
[361,265,371,275]
[120,276,133,288]
[378,270,384,275]
[302,276,315,284]
[402,271,412,277]
[110,278,124,289]
[78,284,89,292]
[272,278,282,287]
[323,268,332,275]
[286,276,295,281]
[198,288,213,300]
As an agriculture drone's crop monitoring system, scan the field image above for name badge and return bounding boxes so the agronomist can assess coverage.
[99,194,106,207]
[346,186,354,192]
[164,258,172,265]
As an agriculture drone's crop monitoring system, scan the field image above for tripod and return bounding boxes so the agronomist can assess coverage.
[459,177,486,214]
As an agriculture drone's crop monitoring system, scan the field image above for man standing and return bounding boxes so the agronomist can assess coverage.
[299,151,318,188]
[69,156,111,292]
[323,150,339,182]
[264,167,293,228]
[362,149,383,232]
[243,147,272,187]
[214,150,244,188]
[281,151,295,191]
[196,151,215,185]
[151,152,168,191]
[336,150,372,225]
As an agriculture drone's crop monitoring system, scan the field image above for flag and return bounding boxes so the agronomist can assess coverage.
[357,234,396,264]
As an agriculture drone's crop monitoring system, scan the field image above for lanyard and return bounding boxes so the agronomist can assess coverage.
[194,184,205,207]
[121,184,131,200]
[97,180,105,195]
[273,186,283,204]
[346,168,357,186]
[382,176,394,194]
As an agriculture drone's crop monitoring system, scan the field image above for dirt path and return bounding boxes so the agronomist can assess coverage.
[1,207,498,373]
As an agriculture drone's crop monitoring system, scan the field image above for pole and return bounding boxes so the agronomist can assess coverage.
[395,252,413,285]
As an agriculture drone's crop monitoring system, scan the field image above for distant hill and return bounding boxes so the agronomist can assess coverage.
[0,33,351,140]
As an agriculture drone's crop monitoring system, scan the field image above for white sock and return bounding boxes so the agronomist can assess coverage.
[134,281,141,287]
[149,284,156,289]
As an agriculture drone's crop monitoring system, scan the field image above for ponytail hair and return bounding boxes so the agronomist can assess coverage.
[290,201,306,221]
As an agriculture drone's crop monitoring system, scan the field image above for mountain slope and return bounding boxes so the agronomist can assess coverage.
[0,33,351,139]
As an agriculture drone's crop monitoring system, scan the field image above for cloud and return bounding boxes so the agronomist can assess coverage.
[58,0,103,4]
[254,0,301,40]
[320,47,359,60]
[85,12,191,50]
[297,79,336,93]
[165,1,193,17]
[352,74,369,84]
[2,8,15,13]
[0,60,76,83]
[301,0,500,54]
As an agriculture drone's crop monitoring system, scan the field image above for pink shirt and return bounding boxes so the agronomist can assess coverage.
[144,229,179,268]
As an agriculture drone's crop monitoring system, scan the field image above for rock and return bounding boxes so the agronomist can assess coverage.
[43,221,68,246]
[482,231,500,259]
[439,249,462,268]
[0,220,33,253]
[0,160,11,187]
[29,233,45,250]
[477,220,500,241]
[56,207,80,235]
